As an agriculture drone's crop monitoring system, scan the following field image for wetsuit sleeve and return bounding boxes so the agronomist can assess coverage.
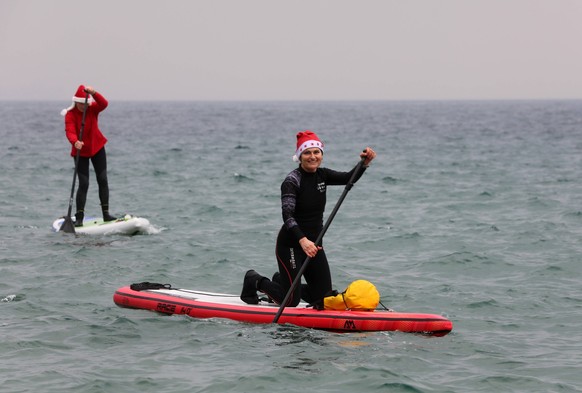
[323,164,366,186]
[281,172,305,241]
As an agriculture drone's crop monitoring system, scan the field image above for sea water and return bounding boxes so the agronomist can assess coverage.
[1,100,581,392]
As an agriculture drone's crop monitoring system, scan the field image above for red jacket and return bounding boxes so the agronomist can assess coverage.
[65,92,108,157]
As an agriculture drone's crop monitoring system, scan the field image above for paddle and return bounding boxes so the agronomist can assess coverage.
[272,155,367,323]
[60,93,90,234]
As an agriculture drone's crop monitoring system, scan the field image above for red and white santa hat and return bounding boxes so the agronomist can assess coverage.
[293,130,324,162]
[60,85,94,116]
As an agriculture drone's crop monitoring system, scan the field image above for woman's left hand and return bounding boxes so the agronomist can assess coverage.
[299,237,321,258]
[84,85,96,95]
[360,147,376,166]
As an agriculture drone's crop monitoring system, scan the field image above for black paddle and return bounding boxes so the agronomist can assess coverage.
[272,155,367,323]
[60,93,89,234]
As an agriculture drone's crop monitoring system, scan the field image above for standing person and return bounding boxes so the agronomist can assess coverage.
[61,85,117,226]
[240,130,376,307]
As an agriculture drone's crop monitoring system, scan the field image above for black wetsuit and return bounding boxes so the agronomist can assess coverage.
[259,164,366,307]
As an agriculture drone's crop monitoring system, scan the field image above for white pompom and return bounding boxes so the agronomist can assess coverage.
[61,102,74,116]
[292,155,299,162]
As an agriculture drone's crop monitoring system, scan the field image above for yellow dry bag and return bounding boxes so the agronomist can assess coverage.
[323,280,380,311]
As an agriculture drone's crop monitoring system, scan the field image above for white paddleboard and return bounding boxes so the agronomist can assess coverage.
[52,214,151,235]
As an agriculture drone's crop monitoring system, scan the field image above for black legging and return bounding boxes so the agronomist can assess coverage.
[75,147,110,213]
[260,226,332,307]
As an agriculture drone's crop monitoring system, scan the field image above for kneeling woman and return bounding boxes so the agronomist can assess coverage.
[241,130,376,307]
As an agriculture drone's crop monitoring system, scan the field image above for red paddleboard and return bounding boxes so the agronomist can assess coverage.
[113,285,453,336]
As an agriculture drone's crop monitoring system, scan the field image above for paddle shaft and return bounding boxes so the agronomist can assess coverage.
[272,156,366,323]
[61,94,89,232]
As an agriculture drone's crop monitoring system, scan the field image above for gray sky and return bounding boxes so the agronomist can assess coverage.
[1,0,581,101]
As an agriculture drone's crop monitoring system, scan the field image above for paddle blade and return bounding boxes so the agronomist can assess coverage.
[60,216,76,234]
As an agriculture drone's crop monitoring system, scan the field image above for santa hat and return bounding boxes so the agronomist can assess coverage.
[60,85,94,116]
[292,130,324,162]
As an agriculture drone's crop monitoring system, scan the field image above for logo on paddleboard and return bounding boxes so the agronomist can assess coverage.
[290,248,296,269]
[344,320,357,330]
[156,302,176,314]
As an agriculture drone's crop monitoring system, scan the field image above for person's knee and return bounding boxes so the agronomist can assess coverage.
[96,171,108,186]
[77,177,89,191]
[286,297,301,307]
